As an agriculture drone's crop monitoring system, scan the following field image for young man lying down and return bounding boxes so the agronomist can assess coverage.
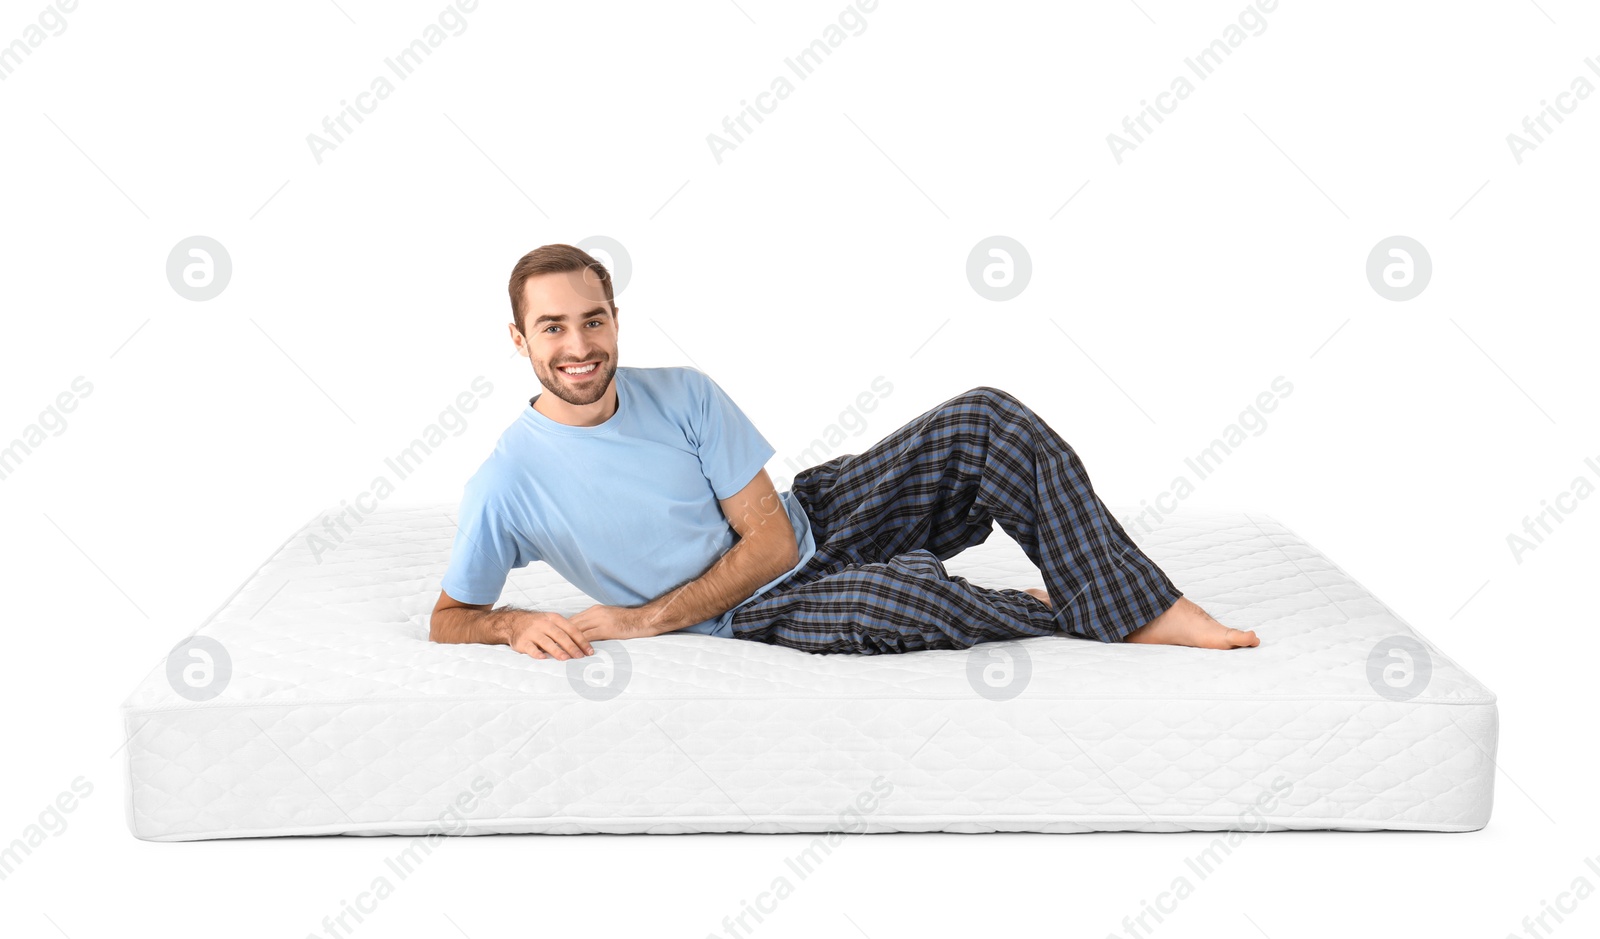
[429,244,1260,660]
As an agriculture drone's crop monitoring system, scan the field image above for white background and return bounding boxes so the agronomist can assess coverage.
[2,0,1596,936]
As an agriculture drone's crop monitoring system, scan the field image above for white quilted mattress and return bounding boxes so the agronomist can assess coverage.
[120,502,1498,840]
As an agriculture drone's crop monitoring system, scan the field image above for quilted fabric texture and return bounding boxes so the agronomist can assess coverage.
[120,501,1498,840]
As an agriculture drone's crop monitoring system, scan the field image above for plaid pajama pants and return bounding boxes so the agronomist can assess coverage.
[726,386,1184,655]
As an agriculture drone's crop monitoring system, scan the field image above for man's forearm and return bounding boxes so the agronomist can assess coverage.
[430,605,526,645]
[635,534,798,635]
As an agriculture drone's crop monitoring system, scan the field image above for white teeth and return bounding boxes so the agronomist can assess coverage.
[561,363,596,374]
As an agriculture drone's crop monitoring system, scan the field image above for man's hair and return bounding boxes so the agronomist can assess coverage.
[508,244,616,335]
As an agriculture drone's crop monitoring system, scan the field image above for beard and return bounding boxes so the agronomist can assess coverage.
[538,356,616,405]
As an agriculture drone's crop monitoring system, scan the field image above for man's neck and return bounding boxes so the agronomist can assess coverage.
[533,385,618,427]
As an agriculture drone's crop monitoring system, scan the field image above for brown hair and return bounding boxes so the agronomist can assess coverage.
[507,244,616,335]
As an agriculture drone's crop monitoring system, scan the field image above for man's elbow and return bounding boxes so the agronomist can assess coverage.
[768,533,800,574]
[737,529,797,576]
[429,591,492,644]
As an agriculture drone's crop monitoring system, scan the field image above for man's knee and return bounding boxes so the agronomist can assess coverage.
[955,385,1030,417]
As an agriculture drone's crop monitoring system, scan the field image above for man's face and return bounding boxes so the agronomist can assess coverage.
[514,268,620,407]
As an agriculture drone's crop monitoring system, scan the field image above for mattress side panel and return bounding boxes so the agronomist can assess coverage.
[122,711,145,841]
[125,695,1499,840]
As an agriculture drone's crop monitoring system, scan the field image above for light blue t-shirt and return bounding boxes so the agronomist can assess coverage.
[441,365,816,637]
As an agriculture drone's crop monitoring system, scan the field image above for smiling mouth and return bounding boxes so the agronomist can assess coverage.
[557,361,600,376]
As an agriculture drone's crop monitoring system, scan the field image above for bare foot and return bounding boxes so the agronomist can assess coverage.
[1123,596,1259,649]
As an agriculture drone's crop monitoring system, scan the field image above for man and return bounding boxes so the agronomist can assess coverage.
[430,244,1260,660]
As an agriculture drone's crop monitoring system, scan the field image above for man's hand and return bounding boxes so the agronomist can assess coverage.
[506,610,596,661]
[568,603,656,644]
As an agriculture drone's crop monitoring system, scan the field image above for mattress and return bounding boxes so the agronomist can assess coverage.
[120,501,1498,841]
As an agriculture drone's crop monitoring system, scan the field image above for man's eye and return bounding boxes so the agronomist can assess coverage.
[544,321,600,334]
